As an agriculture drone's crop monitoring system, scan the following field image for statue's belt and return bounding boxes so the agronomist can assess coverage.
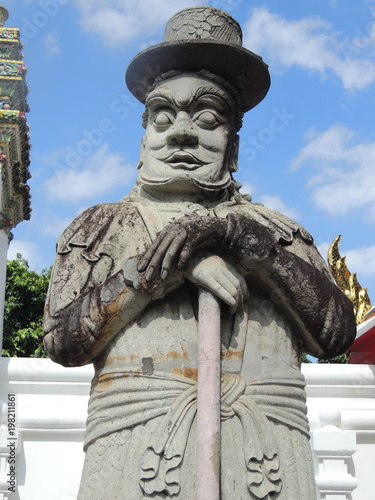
[85,370,308,497]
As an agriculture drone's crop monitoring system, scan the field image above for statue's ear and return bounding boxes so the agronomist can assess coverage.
[230,135,239,172]
[137,135,146,169]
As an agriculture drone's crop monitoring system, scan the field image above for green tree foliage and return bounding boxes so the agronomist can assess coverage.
[2,254,51,357]
[301,352,350,364]
[318,352,350,364]
[301,353,312,364]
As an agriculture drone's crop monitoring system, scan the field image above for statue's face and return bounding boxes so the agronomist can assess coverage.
[138,74,236,194]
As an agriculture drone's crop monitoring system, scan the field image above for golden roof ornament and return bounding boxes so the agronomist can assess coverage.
[328,235,372,324]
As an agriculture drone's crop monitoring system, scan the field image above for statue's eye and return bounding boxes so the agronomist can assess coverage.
[154,112,173,127]
[194,111,221,128]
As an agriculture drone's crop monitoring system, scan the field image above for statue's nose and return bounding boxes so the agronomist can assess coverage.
[166,112,198,145]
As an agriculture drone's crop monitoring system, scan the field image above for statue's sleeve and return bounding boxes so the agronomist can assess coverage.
[226,206,356,359]
[43,204,152,367]
[263,234,356,358]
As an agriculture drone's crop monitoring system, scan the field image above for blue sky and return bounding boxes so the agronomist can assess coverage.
[3,0,375,306]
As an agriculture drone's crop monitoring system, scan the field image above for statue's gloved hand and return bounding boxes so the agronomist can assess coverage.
[222,213,276,262]
[137,213,276,283]
[137,216,226,281]
[123,255,184,299]
[184,253,249,314]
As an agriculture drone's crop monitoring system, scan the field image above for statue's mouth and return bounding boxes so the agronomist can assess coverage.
[164,151,205,169]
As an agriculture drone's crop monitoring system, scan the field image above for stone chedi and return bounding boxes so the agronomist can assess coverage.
[43,7,356,499]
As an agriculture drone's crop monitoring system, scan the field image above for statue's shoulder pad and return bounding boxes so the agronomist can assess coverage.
[234,201,314,245]
[56,201,140,257]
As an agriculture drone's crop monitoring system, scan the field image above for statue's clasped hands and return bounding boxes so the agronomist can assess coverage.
[185,253,248,313]
[136,216,249,313]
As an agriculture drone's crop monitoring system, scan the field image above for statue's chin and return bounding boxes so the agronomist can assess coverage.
[138,172,231,194]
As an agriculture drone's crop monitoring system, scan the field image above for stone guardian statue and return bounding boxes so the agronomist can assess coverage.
[43,7,356,499]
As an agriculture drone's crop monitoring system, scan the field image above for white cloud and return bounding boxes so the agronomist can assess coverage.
[258,194,300,220]
[44,32,61,56]
[7,240,41,270]
[345,245,375,277]
[291,124,375,222]
[318,240,375,292]
[317,241,330,264]
[72,0,206,47]
[41,216,73,238]
[239,183,299,219]
[44,143,135,203]
[243,7,375,91]
[239,181,255,197]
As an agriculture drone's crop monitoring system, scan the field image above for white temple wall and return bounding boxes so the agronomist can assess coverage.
[0,358,374,500]
[0,230,8,348]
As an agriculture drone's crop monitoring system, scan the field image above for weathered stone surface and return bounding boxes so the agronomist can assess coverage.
[43,6,356,499]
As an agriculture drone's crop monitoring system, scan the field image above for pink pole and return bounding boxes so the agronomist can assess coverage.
[195,288,221,500]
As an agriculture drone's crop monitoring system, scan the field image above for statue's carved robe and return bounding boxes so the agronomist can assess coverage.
[44,195,356,499]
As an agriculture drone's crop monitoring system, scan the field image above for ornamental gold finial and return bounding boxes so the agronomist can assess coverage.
[328,235,372,324]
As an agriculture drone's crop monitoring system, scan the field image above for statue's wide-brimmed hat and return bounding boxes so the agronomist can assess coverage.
[126,6,270,112]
